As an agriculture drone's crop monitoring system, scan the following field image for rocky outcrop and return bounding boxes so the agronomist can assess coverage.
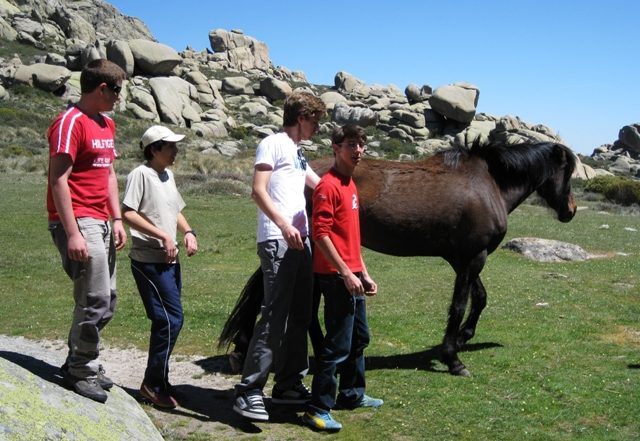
[429,82,479,124]
[588,122,640,177]
[208,28,271,71]
[617,123,640,155]
[129,39,182,76]
[0,0,636,179]
[13,63,70,92]
[0,357,163,440]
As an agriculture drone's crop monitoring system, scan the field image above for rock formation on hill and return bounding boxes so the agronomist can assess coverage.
[0,0,638,178]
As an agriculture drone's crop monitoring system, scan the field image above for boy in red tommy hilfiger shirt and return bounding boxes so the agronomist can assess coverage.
[303,125,383,432]
[47,59,127,404]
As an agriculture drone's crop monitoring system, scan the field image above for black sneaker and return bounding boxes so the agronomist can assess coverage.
[63,372,107,403]
[233,392,269,421]
[271,382,311,404]
[60,363,113,391]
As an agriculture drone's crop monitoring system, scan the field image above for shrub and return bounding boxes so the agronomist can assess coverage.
[377,138,417,158]
[229,126,251,140]
[584,175,640,206]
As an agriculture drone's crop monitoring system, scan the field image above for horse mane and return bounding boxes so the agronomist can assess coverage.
[467,141,576,185]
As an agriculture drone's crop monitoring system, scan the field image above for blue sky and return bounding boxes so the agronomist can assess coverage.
[108,0,639,155]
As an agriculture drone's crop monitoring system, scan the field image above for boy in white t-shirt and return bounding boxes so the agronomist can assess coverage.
[233,92,326,422]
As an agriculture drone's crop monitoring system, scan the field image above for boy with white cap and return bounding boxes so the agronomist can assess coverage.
[122,125,198,408]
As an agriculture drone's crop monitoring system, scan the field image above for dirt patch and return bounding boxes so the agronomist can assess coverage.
[601,326,640,346]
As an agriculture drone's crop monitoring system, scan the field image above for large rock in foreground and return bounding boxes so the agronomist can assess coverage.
[0,357,163,441]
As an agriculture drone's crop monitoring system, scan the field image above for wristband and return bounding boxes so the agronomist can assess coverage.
[112,218,122,221]
[185,230,197,237]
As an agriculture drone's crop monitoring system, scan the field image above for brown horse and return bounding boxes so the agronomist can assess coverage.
[219,141,577,376]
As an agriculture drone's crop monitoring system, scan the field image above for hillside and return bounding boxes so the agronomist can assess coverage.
[0,0,639,180]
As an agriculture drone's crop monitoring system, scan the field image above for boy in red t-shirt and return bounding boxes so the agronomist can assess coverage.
[303,125,383,431]
[47,59,127,403]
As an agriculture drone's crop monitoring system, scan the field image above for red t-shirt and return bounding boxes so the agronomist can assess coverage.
[46,106,117,221]
[312,168,363,274]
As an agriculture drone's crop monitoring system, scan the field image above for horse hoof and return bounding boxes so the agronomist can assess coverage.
[451,367,471,377]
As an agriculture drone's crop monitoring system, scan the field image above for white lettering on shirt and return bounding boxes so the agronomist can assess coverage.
[91,139,115,149]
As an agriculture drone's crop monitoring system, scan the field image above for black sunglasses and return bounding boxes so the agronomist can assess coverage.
[105,83,122,94]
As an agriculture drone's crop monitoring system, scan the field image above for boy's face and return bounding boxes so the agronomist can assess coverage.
[333,137,366,169]
[299,114,321,140]
[98,81,122,112]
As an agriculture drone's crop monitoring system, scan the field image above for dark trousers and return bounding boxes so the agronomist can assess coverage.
[131,260,183,390]
[310,273,370,412]
[236,238,313,394]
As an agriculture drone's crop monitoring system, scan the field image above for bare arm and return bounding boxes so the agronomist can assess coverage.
[251,165,304,250]
[108,165,127,250]
[49,154,87,261]
[359,257,377,296]
[177,212,198,257]
[305,167,320,189]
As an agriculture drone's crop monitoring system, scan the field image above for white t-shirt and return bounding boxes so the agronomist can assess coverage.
[122,164,186,263]
[254,132,312,242]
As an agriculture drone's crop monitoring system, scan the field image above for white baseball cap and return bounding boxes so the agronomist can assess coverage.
[140,125,185,149]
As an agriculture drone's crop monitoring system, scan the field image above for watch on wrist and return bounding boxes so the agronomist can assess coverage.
[185,229,197,237]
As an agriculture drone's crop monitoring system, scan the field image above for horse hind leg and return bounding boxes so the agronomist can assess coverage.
[458,276,487,345]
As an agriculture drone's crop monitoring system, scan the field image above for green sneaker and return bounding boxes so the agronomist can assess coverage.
[302,411,342,431]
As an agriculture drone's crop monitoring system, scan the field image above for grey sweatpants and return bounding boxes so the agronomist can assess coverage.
[50,217,117,378]
[236,238,313,394]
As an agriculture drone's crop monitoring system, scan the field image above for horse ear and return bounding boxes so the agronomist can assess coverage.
[552,143,577,177]
[552,143,568,164]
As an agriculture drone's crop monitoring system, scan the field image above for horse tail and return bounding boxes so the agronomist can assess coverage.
[217,267,264,352]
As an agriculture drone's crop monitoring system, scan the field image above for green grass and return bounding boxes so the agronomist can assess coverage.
[1,172,638,440]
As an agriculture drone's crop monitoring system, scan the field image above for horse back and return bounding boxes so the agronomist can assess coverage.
[353,155,509,259]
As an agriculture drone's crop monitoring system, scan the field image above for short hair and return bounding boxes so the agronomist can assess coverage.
[80,59,126,94]
[282,91,326,127]
[142,140,164,161]
[331,124,367,145]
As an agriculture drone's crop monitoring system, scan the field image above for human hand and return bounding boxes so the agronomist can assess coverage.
[112,221,127,251]
[343,272,365,296]
[362,275,377,296]
[184,234,198,257]
[67,232,89,262]
[282,224,304,250]
[163,235,178,263]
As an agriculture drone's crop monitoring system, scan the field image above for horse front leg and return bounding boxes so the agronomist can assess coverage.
[441,271,472,377]
[458,276,487,345]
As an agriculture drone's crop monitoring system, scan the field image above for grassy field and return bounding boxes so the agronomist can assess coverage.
[0,170,638,440]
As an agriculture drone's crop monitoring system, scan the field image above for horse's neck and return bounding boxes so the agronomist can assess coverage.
[499,181,538,214]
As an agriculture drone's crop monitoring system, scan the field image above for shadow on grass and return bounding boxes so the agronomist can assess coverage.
[194,342,502,377]
[365,342,503,372]
[628,364,640,369]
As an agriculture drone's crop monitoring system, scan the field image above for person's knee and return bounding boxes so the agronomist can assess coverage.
[169,313,184,334]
